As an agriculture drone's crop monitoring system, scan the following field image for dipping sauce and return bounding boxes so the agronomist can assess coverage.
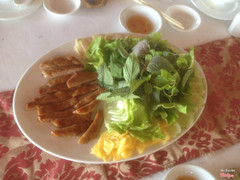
[126,15,154,34]
[176,175,199,180]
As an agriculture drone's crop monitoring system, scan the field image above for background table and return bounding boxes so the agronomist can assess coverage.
[0,0,239,179]
[0,0,233,91]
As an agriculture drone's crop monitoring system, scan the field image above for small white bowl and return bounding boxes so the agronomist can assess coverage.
[165,5,201,32]
[164,164,215,180]
[120,5,162,34]
[43,0,81,15]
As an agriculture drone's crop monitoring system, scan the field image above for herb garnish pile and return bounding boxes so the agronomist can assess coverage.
[84,33,195,142]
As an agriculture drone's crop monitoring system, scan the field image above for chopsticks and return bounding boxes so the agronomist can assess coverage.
[133,0,185,30]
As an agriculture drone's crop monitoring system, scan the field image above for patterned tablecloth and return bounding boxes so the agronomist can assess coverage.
[0,37,240,180]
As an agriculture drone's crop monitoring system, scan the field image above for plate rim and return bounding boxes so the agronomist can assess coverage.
[13,33,208,164]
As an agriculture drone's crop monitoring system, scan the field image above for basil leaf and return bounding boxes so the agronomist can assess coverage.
[109,60,123,78]
[144,82,152,95]
[97,62,114,86]
[147,55,176,74]
[147,32,167,51]
[96,92,111,100]
[86,37,104,69]
[176,56,188,70]
[130,74,151,93]
[182,68,194,89]
[152,89,160,104]
[118,41,129,59]
[153,70,175,89]
[162,51,178,67]
[132,40,149,58]
[117,81,129,89]
[177,47,194,70]
[123,53,140,83]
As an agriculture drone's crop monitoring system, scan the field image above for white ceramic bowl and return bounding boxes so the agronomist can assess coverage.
[165,5,201,32]
[164,164,216,180]
[43,0,81,15]
[120,5,162,34]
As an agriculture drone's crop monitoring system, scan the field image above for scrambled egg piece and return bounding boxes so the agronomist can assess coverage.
[91,130,170,161]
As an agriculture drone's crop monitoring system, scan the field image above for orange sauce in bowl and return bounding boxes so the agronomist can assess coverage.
[126,14,154,34]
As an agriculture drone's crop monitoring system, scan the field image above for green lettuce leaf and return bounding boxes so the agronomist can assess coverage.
[105,99,165,141]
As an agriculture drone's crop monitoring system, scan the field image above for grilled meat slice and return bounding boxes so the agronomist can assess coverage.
[41,64,83,78]
[51,123,90,137]
[26,91,72,110]
[51,114,91,128]
[46,73,73,87]
[38,108,74,122]
[72,84,100,97]
[39,56,82,69]
[26,101,38,110]
[39,82,71,95]
[37,97,79,115]
[73,99,99,115]
[74,89,101,108]
[67,71,98,88]
[78,109,103,144]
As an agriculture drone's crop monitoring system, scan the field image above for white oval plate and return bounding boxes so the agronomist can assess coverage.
[43,0,81,15]
[120,5,162,34]
[165,5,201,32]
[13,34,207,164]
[191,0,240,20]
[164,164,215,180]
[0,0,42,20]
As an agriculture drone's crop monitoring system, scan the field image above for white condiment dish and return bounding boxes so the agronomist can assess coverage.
[14,0,32,7]
[165,5,201,32]
[164,164,215,180]
[43,0,81,15]
[120,5,162,34]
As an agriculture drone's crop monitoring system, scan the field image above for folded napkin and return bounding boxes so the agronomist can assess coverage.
[0,37,240,180]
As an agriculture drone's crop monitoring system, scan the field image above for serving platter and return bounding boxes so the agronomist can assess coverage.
[13,33,207,163]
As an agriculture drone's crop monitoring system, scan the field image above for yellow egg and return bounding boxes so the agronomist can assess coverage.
[91,126,169,161]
